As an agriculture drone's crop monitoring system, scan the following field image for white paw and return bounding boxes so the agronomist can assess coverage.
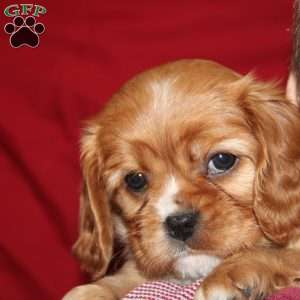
[194,286,238,300]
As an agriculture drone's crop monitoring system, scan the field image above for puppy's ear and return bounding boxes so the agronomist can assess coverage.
[72,123,114,279]
[242,78,300,245]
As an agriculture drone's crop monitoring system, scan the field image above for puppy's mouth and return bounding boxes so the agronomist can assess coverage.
[163,213,222,281]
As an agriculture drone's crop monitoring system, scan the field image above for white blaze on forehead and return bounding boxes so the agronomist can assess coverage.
[156,176,179,220]
[175,255,221,281]
[150,78,175,112]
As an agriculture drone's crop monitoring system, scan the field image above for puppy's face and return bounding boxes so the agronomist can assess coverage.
[75,60,300,281]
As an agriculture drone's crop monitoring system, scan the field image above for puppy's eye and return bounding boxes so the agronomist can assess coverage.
[125,171,148,192]
[207,153,237,175]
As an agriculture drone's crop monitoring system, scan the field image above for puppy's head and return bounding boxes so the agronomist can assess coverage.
[73,59,300,281]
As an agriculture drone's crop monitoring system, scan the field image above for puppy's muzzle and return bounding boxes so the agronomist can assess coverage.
[165,212,199,241]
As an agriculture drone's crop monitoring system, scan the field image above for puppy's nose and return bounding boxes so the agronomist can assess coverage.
[165,212,198,241]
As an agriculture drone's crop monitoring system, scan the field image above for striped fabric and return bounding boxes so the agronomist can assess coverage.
[123,279,202,300]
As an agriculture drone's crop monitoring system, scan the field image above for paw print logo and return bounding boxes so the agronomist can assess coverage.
[4,16,45,48]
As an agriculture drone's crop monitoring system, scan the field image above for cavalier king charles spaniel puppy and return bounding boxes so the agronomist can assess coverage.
[63,59,300,300]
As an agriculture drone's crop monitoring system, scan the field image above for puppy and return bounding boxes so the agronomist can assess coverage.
[63,59,300,300]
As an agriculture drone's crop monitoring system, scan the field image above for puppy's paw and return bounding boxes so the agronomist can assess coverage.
[194,258,275,300]
[62,284,116,300]
[194,281,266,300]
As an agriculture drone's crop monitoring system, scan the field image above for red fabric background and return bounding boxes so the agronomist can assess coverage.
[0,1,294,299]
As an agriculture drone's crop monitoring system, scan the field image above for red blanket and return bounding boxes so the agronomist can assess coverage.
[0,1,297,299]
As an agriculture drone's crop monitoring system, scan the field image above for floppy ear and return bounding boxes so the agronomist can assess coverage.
[72,123,114,280]
[243,80,300,245]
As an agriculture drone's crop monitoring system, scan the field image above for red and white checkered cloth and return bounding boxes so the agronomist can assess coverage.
[122,280,300,300]
[123,279,202,300]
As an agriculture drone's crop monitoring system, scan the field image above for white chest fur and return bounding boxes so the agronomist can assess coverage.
[174,254,221,283]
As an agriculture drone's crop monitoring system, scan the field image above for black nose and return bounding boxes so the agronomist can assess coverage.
[165,212,199,241]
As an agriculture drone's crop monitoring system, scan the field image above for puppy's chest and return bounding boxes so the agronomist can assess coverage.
[169,255,221,284]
